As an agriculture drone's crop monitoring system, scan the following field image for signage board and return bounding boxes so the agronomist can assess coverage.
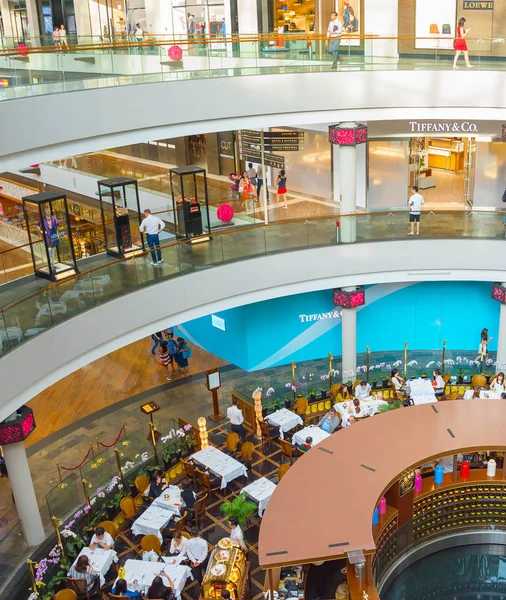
[463,0,493,8]
[408,121,479,134]
[239,130,304,153]
[240,150,285,170]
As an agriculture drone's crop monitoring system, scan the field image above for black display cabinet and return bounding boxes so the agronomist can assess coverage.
[97,177,145,258]
[22,191,79,282]
[169,166,211,243]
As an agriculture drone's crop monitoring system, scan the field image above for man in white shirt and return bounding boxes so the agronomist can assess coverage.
[326,12,343,69]
[355,381,371,399]
[408,185,425,236]
[186,526,208,583]
[139,208,165,266]
[89,526,114,550]
[227,398,246,442]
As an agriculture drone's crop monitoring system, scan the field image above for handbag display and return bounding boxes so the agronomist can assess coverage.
[442,24,451,35]
[429,24,439,34]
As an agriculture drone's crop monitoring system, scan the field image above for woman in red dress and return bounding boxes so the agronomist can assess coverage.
[453,18,473,69]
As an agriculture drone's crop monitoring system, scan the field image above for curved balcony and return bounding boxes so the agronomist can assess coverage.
[1,210,506,421]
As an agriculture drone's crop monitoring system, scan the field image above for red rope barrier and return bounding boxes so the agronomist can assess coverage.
[60,449,92,471]
[98,427,124,449]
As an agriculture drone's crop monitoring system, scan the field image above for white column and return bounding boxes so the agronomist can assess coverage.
[341,298,357,382]
[145,0,173,35]
[3,442,46,546]
[497,291,506,371]
[339,122,357,243]
[25,0,40,40]
[0,0,15,42]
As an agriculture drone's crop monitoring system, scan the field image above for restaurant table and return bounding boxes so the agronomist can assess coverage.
[160,554,187,566]
[242,477,277,517]
[152,485,182,512]
[116,559,192,599]
[411,394,438,405]
[131,495,178,541]
[464,389,502,400]
[190,446,248,489]
[264,408,303,439]
[407,378,435,397]
[70,547,118,587]
[333,397,388,420]
[291,424,331,449]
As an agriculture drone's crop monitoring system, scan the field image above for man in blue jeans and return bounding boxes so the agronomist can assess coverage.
[139,208,165,265]
[326,11,343,69]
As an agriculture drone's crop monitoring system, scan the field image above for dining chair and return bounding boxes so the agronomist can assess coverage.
[66,578,95,600]
[120,496,137,521]
[54,590,78,600]
[226,432,240,455]
[240,442,255,468]
[134,475,149,496]
[278,464,290,481]
[472,374,487,388]
[97,520,117,539]
[140,534,162,555]
[166,511,188,537]
[258,419,278,453]
[182,459,197,489]
[192,493,208,527]
[196,468,222,502]
[109,595,129,600]
[279,438,296,465]
[294,397,308,422]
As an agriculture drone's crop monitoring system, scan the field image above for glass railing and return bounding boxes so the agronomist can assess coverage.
[1,210,505,360]
[1,34,505,101]
[0,522,31,594]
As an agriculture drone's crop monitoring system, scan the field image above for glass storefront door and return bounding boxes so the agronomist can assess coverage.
[464,137,476,208]
[171,0,226,38]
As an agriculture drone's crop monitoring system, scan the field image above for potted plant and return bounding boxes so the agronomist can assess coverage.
[284,396,292,409]
[183,435,197,458]
[381,375,389,389]
[309,388,318,402]
[457,368,465,385]
[106,491,124,520]
[421,372,428,379]
[219,494,257,526]
[162,444,178,470]
[378,399,403,412]
[371,377,378,390]
[320,388,327,399]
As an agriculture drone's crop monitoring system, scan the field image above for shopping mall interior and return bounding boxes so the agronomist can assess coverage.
[2,0,506,599]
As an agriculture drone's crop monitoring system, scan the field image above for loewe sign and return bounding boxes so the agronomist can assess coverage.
[463,1,493,9]
[409,121,478,133]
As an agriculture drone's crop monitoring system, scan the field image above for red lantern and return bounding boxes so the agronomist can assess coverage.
[217,203,234,223]
[168,45,183,61]
[461,460,470,479]
[17,43,29,57]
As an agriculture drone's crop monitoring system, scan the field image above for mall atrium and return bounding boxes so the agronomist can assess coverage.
[1,0,506,598]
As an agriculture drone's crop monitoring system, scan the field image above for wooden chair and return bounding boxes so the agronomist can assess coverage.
[66,578,96,600]
[448,391,459,401]
[330,384,340,400]
[294,397,308,421]
[166,511,187,536]
[109,595,129,600]
[120,496,137,520]
[279,438,296,465]
[181,531,191,540]
[353,380,362,392]
[226,432,240,454]
[196,468,222,502]
[182,459,197,488]
[472,374,487,388]
[443,373,451,385]
[97,521,117,539]
[192,493,208,526]
[490,373,498,386]
[55,590,78,600]
[241,442,255,468]
[278,464,290,481]
[258,419,278,453]
[140,534,161,555]
[134,475,149,496]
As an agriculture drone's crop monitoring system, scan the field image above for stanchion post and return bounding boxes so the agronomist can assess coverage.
[57,463,67,490]
[365,346,370,384]
[82,479,92,510]
[122,420,131,446]
[442,339,447,377]
[51,515,65,558]
[403,342,408,380]
[291,360,296,402]
[328,352,333,389]
[114,447,126,490]
[148,422,160,466]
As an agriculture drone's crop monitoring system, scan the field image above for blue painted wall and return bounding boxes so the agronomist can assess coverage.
[180,281,499,371]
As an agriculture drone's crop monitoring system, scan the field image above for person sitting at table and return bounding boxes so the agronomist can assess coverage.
[169,531,188,557]
[336,383,352,402]
[187,526,209,584]
[491,372,505,393]
[147,573,174,600]
[298,436,313,453]
[317,407,340,434]
[342,415,357,427]
[180,480,197,513]
[229,516,247,551]
[68,555,100,593]
[89,526,114,550]
[112,578,142,600]
[390,369,406,391]
[432,369,445,397]
[148,472,168,498]
[355,380,371,399]
[347,398,362,416]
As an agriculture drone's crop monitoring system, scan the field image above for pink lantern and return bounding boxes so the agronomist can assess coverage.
[17,43,29,57]
[168,45,183,61]
[217,203,234,223]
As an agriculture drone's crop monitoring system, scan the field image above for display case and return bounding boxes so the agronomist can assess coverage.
[201,538,249,600]
[22,191,79,282]
[97,177,145,258]
[169,166,211,243]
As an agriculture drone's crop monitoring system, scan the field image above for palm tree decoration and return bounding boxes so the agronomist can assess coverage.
[220,494,257,526]
[378,399,403,412]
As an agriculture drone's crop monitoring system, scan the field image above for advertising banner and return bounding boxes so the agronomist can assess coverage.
[415,0,456,49]
[338,0,361,47]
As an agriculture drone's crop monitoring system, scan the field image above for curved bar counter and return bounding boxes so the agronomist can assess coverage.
[258,400,506,598]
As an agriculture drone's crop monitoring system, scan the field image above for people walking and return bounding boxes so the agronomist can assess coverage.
[52,27,60,47]
[227,398,246,442]
[175,337,191,375]
[139,208,165,265]
[276,169,288,208]
[159,341,172,380]
[256,165,269,201]
[150,331,164,354]
[326,12,343,69]
[59,25,68,49]
[407,185,424,236]
[453,18,473,69]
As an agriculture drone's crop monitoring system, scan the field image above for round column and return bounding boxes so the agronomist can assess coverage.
[339,125,357,243]
[3,441,45,546]
[497,288,506,371]
[341,306,357,381]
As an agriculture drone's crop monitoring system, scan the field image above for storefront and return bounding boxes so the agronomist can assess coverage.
[399,0,506,59]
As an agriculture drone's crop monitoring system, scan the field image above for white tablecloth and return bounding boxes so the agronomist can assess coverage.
[152,485,182,513]
[71,547,118,587]
[116,559,192,600]
[291,424,331,448]
[333,398,388,420]
[411,394,438,405]
[191,446,248,489]
[407,378,435,397]
[464,389,502,400]
[264,408,303,439]
[242,477,277,517]
[131,503,175,541]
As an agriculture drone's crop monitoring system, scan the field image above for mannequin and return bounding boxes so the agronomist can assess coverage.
[39,207,60,268]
